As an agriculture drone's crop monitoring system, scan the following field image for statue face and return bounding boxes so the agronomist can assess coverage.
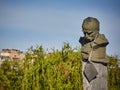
[82,17,100,41]
[82,28,98,41]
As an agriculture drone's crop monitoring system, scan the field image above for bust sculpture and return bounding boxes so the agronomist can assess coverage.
[79,17,109,90]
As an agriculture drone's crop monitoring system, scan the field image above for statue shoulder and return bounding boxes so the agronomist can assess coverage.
[98,34,108,40]
[93,34,109,47]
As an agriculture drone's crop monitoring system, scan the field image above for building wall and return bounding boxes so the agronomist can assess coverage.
[0,49,25,61]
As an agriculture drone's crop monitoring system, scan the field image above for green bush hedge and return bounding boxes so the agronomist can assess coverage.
[0,43,120,90]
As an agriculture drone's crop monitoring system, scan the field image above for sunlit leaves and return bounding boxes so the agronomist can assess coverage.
[0,43,120,90]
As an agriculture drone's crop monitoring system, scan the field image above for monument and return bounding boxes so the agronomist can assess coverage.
[79,17,109,90]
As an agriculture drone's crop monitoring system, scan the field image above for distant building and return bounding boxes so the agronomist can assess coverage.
[0,49,25,64]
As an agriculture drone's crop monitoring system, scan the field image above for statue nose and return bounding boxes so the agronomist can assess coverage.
[85,33,89,37]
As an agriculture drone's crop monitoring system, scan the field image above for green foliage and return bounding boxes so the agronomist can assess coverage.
[108,56,120,90]
[0,43,120,90]
[21,43,82,90]
[0,59,23,90]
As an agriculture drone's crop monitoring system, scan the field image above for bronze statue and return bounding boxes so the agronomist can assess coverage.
[79,17,109,90]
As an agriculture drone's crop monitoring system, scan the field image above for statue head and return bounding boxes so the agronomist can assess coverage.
[82,17,99,41]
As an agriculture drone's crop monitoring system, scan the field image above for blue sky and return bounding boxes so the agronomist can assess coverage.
[0,0,120,57]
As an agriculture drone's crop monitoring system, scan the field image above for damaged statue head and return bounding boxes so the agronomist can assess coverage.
[82,17,99,42]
